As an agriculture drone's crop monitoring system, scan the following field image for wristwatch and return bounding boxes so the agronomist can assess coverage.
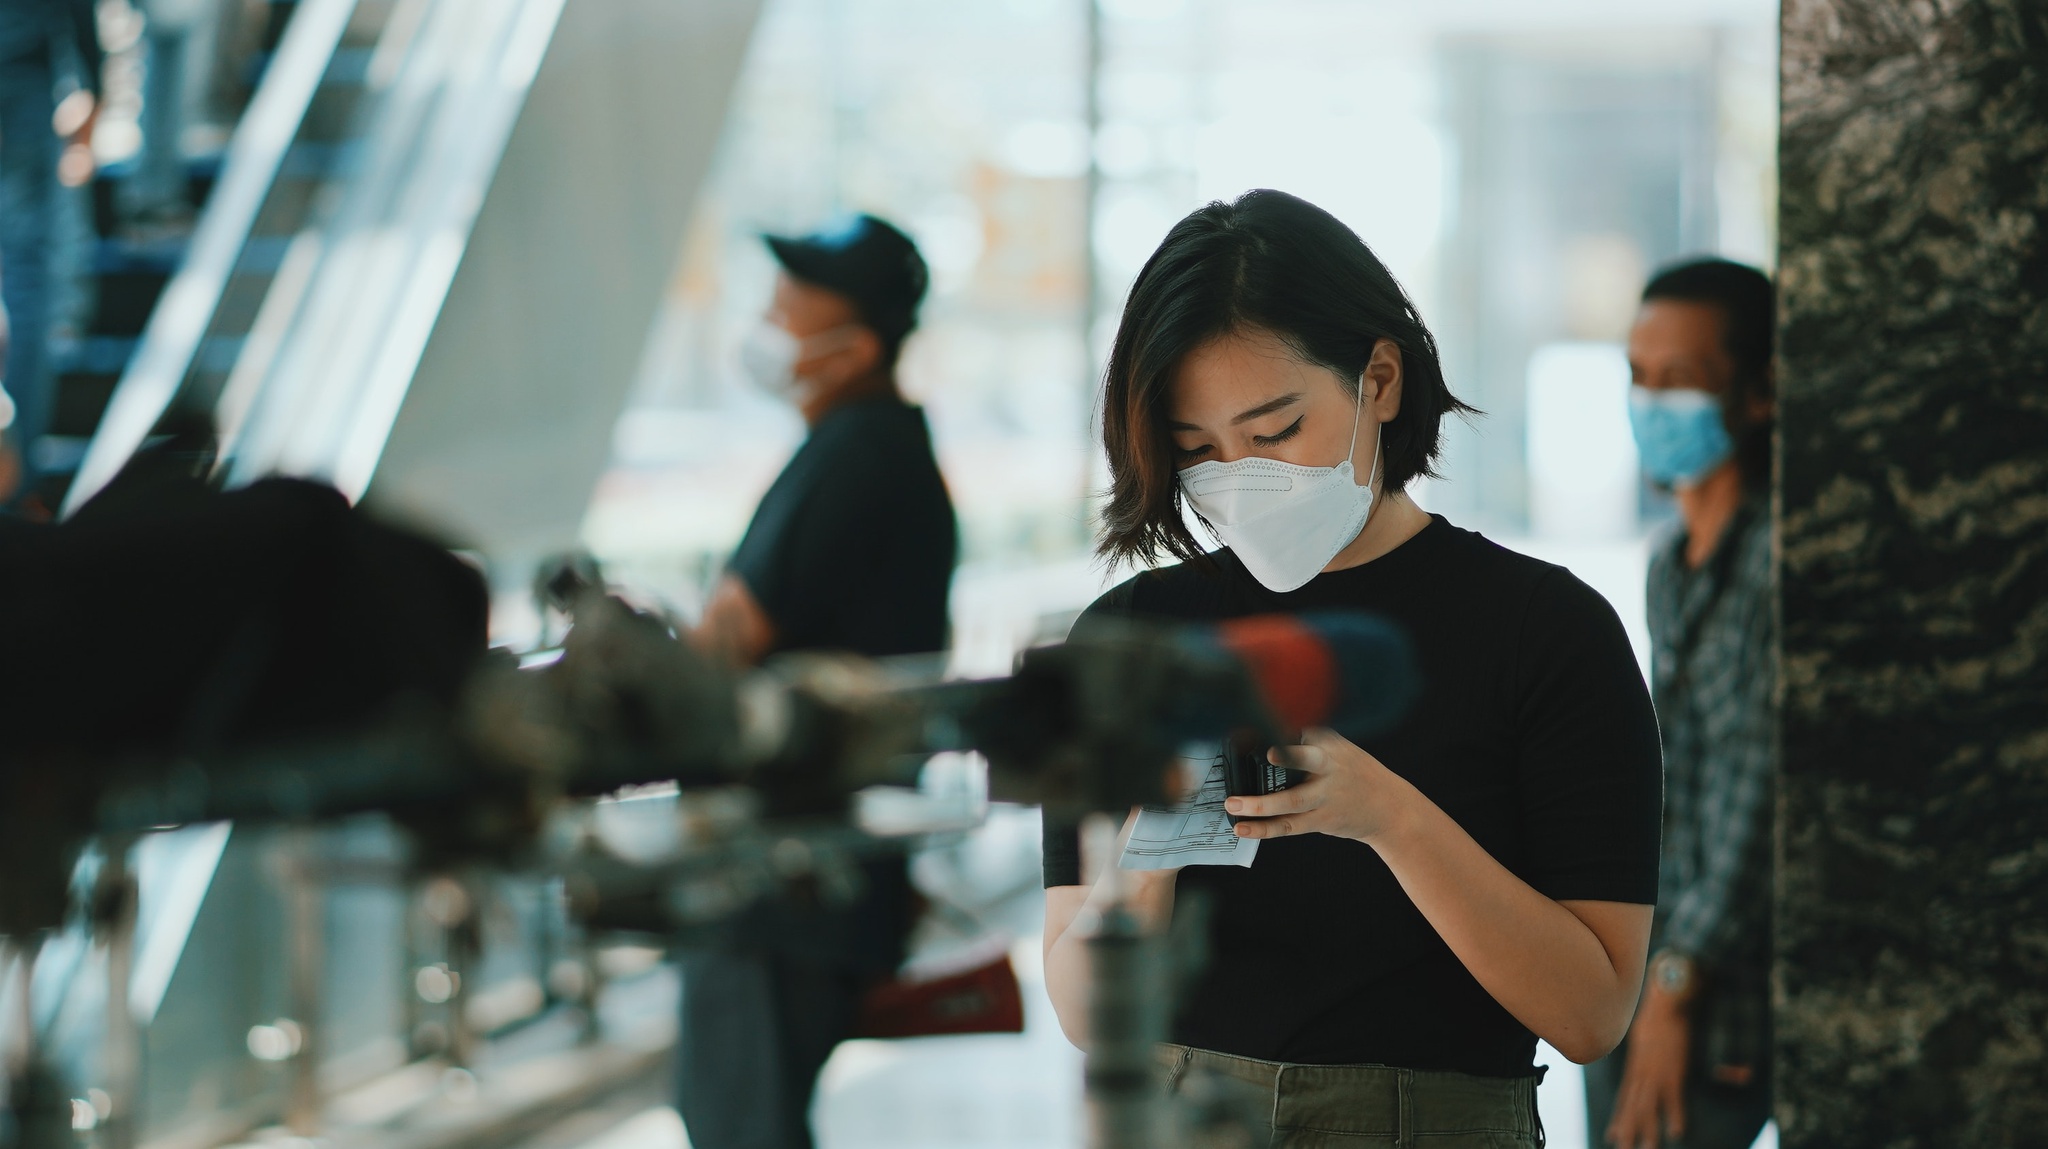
[1650,949,1698,1001]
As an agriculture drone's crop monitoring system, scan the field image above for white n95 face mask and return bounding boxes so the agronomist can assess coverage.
[740,322,866,400]
[739,323,804,398]
[1177,380,1382,593]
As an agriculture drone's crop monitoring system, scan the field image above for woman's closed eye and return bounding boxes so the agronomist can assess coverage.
[1252,415,1305,447]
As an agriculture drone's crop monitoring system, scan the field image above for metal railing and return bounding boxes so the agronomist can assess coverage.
[220,0,570,501]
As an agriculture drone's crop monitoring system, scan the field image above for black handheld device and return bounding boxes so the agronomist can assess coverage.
[1222,742,1304,824]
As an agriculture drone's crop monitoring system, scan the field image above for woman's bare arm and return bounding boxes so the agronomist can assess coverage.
[1228,729,1652,1063]
[1041,817,1178,1049]
[1042,885,1093,1046]
[1372,808,1650,1062]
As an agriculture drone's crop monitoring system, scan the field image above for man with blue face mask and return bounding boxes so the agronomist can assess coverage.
[1590,259,1777,1149]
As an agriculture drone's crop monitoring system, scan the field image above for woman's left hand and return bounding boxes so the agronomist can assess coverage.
[1223,728,1413,845]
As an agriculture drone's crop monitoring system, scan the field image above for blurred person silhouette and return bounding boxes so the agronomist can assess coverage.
[0,0,100,515]
[677,213,955,1149]
[1587,259,1777,1149]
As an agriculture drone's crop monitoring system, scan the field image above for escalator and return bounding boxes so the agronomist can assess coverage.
[68,0,760,577]
[40,0,380,509]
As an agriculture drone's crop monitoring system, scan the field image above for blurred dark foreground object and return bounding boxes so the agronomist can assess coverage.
[0,473,1416,941]
[0,477,489,936]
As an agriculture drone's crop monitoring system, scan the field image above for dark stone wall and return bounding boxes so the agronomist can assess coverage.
[1776,2,2048,1145]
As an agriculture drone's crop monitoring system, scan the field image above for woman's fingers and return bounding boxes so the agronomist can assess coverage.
[1226,779,1328,839]
[1261,733,1343,770]
[1267,740,1330,773]
[1270,727,1372,774]
[1266,743,1309,770]
[1231,813,1309,839]
[1223,779,1321,820]
[1261,729,1343,774]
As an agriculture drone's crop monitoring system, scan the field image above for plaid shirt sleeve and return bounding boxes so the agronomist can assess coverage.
[1656,512,1776,974]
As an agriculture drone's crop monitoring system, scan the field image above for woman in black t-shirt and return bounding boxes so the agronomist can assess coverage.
[1042,191,1663,1147]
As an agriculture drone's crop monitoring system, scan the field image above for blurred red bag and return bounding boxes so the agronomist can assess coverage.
[852,951,1025,1038]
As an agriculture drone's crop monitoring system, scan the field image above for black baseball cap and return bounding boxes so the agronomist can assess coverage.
[764,214,930,348]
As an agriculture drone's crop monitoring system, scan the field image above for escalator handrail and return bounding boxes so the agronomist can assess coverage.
[223,0,568,501]
[62,0,361,518]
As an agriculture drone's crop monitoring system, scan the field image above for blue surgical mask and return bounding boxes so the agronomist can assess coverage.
[1628,387,1733,487]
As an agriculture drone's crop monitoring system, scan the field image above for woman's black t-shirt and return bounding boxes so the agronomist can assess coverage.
[1041,516,1662,1078]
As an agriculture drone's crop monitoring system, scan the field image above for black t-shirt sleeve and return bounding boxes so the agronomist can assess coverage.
[1041,814,1084,888]
[1040,579,1143,888]
[1510,567,1663,904]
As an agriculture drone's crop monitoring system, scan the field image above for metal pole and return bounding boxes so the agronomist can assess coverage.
[98,842,141,1149]
[3,940,31,1081]
[441,879,479,1070]
[283,837,323,1135]
[401,883,423,1057]
[1079,813,1163,1149]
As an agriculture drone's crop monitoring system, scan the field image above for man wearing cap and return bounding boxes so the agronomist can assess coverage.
[690,212,955,666]
[677,214,955,1149]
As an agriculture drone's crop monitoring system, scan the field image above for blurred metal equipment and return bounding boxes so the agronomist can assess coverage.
[78,592,1317,837]
[2,490,1411,1148]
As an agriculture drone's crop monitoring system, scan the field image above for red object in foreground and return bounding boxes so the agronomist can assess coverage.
[1214,615,1337,733]
[852,954,1026,1039]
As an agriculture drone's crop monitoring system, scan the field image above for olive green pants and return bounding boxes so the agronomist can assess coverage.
[1161,1044,1546,1148]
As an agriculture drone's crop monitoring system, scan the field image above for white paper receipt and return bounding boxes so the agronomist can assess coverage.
[1118,751,1259,871]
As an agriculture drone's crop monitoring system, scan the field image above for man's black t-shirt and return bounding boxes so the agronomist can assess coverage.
[1042,517,1661,1077]
[729,395,956,658]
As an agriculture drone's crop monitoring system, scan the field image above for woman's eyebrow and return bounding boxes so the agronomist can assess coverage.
[1231,392,1303,425]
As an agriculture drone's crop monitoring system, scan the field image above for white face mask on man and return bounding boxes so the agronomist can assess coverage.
[1176,378,1383,593]
[739,322,864,400]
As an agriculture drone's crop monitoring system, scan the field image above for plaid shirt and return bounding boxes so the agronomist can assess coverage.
[1647,496,1774,1070]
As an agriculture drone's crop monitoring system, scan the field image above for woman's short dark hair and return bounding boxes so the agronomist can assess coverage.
[1097,189,1475,567]
[1640,258,1775,491]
